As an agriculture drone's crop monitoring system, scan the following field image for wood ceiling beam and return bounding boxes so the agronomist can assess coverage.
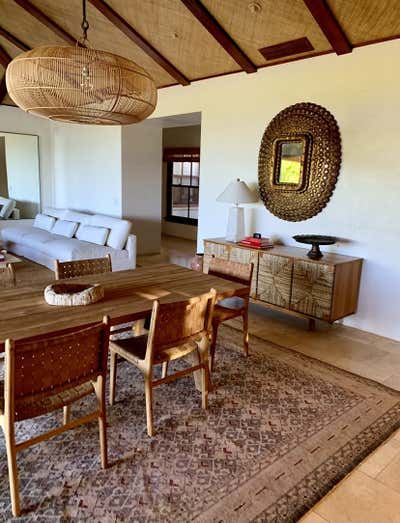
[0,44,12,103]
[13,0,78,46]
[88,0,190,86]
[0,76,7,103]
[302,0,352,55]
[180,0,257,73]
[0,43,12,69]
[0,26,30,52]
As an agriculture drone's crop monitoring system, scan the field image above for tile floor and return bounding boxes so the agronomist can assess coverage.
[150,235,400,523]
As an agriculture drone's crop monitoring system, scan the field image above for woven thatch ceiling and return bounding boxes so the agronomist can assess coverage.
[0,0,399,106]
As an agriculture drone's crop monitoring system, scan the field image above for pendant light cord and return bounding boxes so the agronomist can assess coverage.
[81,0,89,42]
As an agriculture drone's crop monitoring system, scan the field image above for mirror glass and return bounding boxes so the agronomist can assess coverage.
[0,132,40,219]
[277,140,304,184]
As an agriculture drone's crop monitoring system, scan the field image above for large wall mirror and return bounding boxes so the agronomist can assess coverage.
[0,132,40,219]
[258,103,341,222]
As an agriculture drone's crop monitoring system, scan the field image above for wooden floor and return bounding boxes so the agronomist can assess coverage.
[8,235,400,523]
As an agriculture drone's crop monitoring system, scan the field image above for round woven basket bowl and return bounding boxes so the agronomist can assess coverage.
[44,282,104,306]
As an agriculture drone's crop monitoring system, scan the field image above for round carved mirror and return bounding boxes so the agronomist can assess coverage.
[258,102,341,221]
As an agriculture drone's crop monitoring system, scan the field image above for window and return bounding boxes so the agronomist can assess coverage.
[164,148,200,225]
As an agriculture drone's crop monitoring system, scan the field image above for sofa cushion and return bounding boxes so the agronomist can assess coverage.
[1,224,35,243]
[21,230,56,249]
[52,220,79,238]
[90,214,130,250]
[42,237,111,261]
[76,224,109,246]
[33,213,56,231]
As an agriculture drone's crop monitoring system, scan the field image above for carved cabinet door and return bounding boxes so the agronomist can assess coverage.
[256,253,293,308]
[229,246,259,298]
[290,260,334,320]
[203,242,229,274]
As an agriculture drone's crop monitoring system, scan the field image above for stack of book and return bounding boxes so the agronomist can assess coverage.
[238,237,274,249]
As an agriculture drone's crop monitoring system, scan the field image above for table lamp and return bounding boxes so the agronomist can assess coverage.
[216,178,258,242]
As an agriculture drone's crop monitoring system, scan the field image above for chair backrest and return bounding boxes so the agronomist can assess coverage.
[4,318,110,412]
[208,257,253,286]
[0,263,16,288]
[147,289,217,356]
[54,254,112,280]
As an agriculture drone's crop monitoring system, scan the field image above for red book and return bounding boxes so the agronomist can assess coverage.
[238,241,273,250]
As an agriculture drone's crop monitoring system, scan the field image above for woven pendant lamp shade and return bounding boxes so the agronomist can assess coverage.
[6,45,157,125]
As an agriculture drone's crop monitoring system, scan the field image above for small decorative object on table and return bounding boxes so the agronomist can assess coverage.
[293,235,337,260]
[238,236,274,249]
[190,253,204,272]
[44,282,104,306]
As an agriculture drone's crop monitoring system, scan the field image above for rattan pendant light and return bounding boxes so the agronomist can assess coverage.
[5,1,157,125]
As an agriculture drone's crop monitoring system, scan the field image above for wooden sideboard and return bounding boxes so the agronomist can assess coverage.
[203,238,363,329]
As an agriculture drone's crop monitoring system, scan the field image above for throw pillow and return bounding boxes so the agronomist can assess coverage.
[33,213,56,231]
[76,224,110,246]
[52,219,79,238]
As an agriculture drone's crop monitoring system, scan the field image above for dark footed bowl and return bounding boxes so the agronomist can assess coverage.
[293,235,337,260]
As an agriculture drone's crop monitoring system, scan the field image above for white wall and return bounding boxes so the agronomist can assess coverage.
[52,122,122,217]
[0,105,52,207]
[152,40,400,341]
[121,122,162,254]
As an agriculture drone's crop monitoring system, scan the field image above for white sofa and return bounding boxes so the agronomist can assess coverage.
[0,208,137,271]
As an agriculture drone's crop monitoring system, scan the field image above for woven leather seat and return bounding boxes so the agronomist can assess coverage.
[111,334,199,365]
[0,381,93,422]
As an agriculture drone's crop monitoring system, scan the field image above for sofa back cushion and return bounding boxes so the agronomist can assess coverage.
[76,224,110,246]
[52,219,79,238]
[33,213,56,231]
[63,210,91,224]
[43,207,66,220]
[90,214,131,250]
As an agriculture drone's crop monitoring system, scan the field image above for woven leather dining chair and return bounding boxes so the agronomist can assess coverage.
[0,263,16,289]
[54,254,112,280]
[109,289,217,437]
[0,317,110,517]
[207,257,253,371]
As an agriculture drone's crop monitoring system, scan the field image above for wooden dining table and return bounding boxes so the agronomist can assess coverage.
[0,263,248,348]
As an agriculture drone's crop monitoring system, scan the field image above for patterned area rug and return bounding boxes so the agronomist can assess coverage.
[1,326,400,522]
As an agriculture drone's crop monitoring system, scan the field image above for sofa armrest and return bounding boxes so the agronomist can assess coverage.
[125,234,137,269]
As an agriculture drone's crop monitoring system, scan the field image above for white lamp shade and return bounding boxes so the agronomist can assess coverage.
[216,178,258,205]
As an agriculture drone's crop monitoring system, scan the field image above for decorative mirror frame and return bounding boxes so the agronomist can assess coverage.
[258,102,341,221]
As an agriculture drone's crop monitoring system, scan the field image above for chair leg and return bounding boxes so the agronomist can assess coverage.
[242,310,249,357]
[144,374,154,437]
[63,405,71,425]
[210,322,219,372]
[201,364,209,410]
[94,377,108,469]
[161,361,169,379]
[109,350,117,406]
[4,426,20,517]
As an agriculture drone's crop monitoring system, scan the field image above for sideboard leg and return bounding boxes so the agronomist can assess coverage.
[308,319,316,331]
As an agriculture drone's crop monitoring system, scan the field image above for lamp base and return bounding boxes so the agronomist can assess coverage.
[225,206,245,242]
